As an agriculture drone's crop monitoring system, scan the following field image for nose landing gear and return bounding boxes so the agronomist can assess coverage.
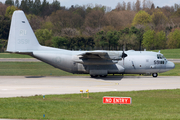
[152,73,158,77]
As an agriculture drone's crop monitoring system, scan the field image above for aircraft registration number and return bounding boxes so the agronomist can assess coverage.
[154,60,164,64]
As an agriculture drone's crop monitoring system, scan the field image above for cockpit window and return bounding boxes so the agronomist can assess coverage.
[162,55,165,59]
[157,54,165,59]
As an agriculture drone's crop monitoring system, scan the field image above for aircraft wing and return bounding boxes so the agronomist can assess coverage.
[76,51,123,65]
[78,51,123,60]
[78,52,110,59]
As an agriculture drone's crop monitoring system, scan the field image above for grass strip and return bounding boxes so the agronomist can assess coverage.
[152,48,180,59]
[0,62,74,76]
[0,89,180,119]
[0,62,179,76]
[0,53,32,58]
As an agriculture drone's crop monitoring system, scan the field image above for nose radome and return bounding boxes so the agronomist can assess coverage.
[166,61,175,69]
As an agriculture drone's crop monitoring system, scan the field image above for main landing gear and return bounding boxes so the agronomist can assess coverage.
[90,75,107,78]
[152,73,158,77]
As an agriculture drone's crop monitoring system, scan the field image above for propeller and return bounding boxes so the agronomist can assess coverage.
[122,51,127,58]
[122,45,127,65]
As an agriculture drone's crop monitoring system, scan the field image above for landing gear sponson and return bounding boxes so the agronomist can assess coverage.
[90,75,107,78]
[91,73,159,78]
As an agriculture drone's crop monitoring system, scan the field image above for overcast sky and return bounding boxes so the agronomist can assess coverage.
[1,0,180,9]
[59,0,180,9]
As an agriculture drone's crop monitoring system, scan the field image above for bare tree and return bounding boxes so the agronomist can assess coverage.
[116,2,122,11]
[84,10,107,28]
[106,6,112,13]
[170,6,175,12]
[146,0,153,9]
[135,0,141,12]
[174,3,179,11]
[161,6,172,18]
[106,11,136,30]
[122,1,126,10]
[143,0,153,9]
[82,27,101,36]
[0,3,7,16]
[170,15,180,29]
[162,5,174,13]
[27,14,43,31]
[86,3,94,9]
[142,0,146,9]
[50,10,83,35]
[127,2,131,11]
[106,11,122,29]
[132,2,136,11]
[61,28,80,37]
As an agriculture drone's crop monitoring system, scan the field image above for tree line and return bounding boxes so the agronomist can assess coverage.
[1,0,180,52]
[5,0,61,16]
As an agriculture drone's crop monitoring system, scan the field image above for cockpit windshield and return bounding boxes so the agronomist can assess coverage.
[157,54,166,59]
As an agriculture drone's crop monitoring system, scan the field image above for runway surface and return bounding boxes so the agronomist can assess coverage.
[0,76,180,98]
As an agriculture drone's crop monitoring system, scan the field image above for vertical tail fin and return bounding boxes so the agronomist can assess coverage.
[7,10,40,53]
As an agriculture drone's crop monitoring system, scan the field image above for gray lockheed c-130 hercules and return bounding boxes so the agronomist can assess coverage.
[6,10,175,78]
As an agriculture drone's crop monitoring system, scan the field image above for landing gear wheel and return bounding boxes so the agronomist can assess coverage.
[90,75,98,78]
[152,73,158,77]
[99,75,107,77]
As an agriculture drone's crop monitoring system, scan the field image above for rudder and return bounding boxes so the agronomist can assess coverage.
[7,10,40,53]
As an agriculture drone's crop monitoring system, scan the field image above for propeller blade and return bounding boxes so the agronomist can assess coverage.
[122,45,127,65]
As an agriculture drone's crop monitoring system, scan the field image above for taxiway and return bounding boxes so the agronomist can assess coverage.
[0,76,180,98]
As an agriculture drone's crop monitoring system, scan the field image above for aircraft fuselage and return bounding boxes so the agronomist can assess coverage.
[32,47,175,77]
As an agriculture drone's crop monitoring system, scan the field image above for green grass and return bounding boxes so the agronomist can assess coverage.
[159,63,180,76]
[0,53,32,58]
[0,89,180,119]
[0,62,74,76]
[0,62,179,76]
[152,48,180,59]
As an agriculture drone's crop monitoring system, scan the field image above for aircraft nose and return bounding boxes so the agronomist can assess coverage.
[166,61,175,70]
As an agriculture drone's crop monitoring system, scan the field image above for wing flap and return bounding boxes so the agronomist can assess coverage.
[74,60,117,65]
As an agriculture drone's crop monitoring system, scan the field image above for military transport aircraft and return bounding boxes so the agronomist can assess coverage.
[6,10,175,78]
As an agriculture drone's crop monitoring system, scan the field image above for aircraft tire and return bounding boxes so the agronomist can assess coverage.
[152,73,158,77]
[99,75,107,77]
[90,75,98,78]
